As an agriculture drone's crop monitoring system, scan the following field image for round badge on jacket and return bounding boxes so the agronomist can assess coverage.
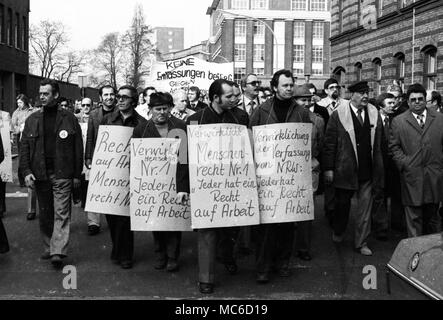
[59,130,68,139]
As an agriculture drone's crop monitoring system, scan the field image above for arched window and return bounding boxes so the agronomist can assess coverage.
[333,66,346,84]
[372,58,382,95]
[354,62,362,82]
[422,45,437,90]
[394,52,405,83]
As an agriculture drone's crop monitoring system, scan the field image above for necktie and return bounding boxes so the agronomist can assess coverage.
[331,101,337,110]
[417,114,425,129]
[249,101,256,115]
[383,116,389,137]
[357,109,364,126]
[191,103,196,109]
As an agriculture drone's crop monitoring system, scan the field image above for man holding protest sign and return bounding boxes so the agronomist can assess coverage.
[101,85,147,269]
[186,79,249,294]
[20,79,83,268]
[250,70,312,284]
[85,85,117,236]
[133,92,190,272]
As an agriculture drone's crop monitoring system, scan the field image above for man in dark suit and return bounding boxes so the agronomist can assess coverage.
[323,81,384,256]
[305,83,330,126]
[187,86,208,112]
[389,84,443,237]
[84,85,116,235]
[239,73,261,116]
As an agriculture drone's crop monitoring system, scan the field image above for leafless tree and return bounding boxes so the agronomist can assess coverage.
[56,51,84,83]
[93,32,123,88]
[122,4,154,89]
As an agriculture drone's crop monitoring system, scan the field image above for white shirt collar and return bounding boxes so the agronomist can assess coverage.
[350,103,365,120]
[412,109,427,123]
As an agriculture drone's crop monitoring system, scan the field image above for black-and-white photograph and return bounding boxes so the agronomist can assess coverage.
[0,0,442,306]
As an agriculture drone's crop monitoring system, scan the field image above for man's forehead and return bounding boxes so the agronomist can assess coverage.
[39,84,52,92]
[102,87,115,94]
[278,75,293,85]
[221,83,233,94]
[82,98,92,104]
[409,92,424,98]
[118,89,132,96]
[246,75,257,82]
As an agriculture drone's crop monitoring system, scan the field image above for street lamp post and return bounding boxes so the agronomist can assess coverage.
[216,9,280,72]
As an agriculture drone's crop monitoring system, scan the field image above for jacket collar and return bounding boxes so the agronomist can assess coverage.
[405,108,436,135]
[260,97,304,124]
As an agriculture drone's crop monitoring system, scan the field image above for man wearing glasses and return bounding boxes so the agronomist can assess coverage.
[323,81,384,256]
[389,83,443,237]
[101,85,147,269]
[318,78,349,116]
[240,74,261,116]
[85,85,116,236]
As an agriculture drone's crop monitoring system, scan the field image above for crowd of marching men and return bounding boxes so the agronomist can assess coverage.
[1,69,443,294]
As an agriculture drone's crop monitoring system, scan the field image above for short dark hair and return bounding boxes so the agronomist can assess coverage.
[306,83,317,94]
[406,83,426,101]
[118,85,138,103]
[241,73,258,89]
[431,91,442,106]
[324,78,339,90]
[143,86,156,97]
[40,79,60,96]
[188,86,201,99]
[376,93,395,108]
[59,97,68,104]
[270,69,294,92]
[99,85,116,97]
[149,92,174,107]
[209,79,233,103]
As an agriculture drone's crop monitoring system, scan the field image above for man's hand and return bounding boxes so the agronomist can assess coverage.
[25,174,36,189]
[324,170,334,184]
[73,178,81,189]
[176,192,189,205]
[85,159,92,170]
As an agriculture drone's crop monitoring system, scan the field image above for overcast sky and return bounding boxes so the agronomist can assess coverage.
[30,0,211,51]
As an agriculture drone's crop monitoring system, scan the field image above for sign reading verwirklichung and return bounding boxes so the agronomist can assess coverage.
[187,124,260,229]
[85,126,133,216]
[149,56,234,93]
[130,138,191,231]
[253,123,314,224]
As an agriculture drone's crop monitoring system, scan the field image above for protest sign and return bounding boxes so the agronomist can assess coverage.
[253,123,314,224]
[85,126,133,216]
[188,124,260,229]
[148,56,234,93]
[0,114,12,182]
[130,138,191,231]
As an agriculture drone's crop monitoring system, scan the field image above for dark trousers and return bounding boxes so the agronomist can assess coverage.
[198,227,238,284]
[0,181,6,213]
[371,188,389,237]
[152,231,181,260]
[105,215,133,262]
[295,221,312,253]
[0,218,9,253]
[324,183,335,220]
[404,204,441,237]
[254,223,294,274]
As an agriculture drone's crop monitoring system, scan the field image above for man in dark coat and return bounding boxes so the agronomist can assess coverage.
[323,81,384,256]
[186,79,249,294]
[250,70,312,282]
[0,133,8,254]
[101,85,147,269]
[84,85,116,235]
[21,79,83,268]
[187,86,208,113]
[133,92,190,272]
[389,83,443,237]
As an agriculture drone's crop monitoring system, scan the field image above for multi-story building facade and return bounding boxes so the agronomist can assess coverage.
[160,41,210,62]
[330,0,442,97]
[206,0,332,88]
[0,0,29,113]
[153,27,185,56]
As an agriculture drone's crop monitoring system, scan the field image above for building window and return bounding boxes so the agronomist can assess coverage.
[7,8,12,46]
[355,62,362,82]
[373,58,382,95]
[15,13,20,49]
[232,0,249,9]
[234,44,246,61]
[293,21,305,39]
[333,66,346,84]
[22,16,27,51]
[312,67,323,75]
[423,46,437,90]
[313,22,323,40]
[291,0,307,11]
[253,21,265,38]
[394,52,405,82]
[293,68,304,76]
[293,45,305,63]
[253,68,265,75]
[234,20,247,38]
[310,0,327,11]
[234,67,246,83]
[253,44,265,61]
[251,0,268,10]
[312,45,323,63]
[0,5,4,43]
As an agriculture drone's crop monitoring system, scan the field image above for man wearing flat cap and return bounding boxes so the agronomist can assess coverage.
[323,81,384,256]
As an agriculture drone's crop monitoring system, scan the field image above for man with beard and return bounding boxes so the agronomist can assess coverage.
[240,74,261,116]
[85,85,116,236]
[133,92,189,272]
[186,79,249,294]
[323,81,384,256]
[21,79,83,268]
[250,70,312,283]
[101,85,147,269]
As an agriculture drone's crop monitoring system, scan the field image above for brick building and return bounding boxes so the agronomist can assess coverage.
[160,41,210,62]
[330,0,442,98]
[0,0,29,113]
[206,0,332,88]
[153,27,185,56]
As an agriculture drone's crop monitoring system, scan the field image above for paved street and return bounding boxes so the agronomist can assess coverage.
[0,159,426,300]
